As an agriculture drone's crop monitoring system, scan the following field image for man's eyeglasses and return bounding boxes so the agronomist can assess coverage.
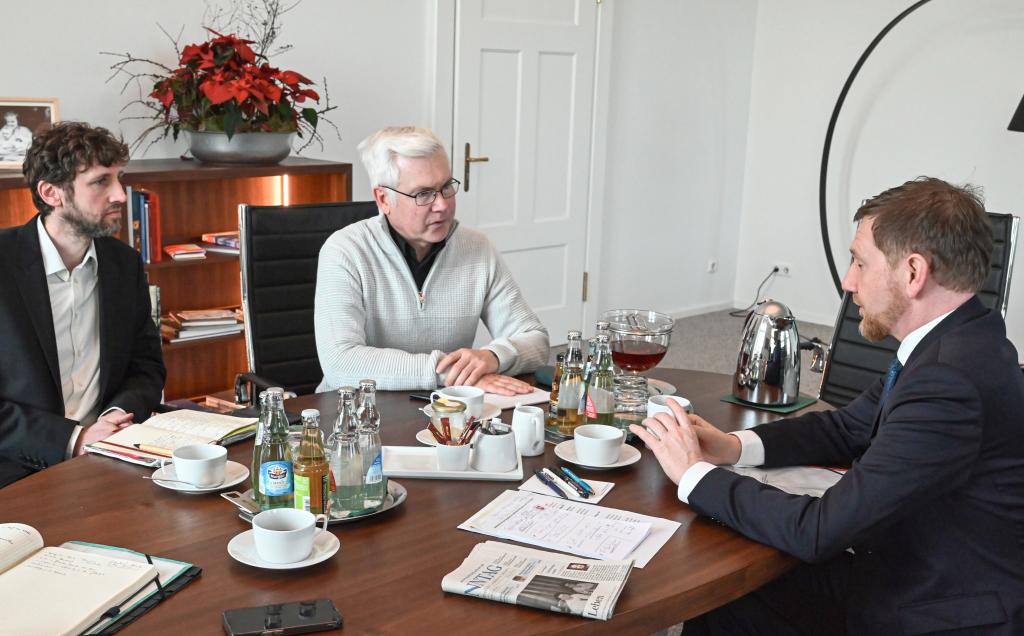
[381,179,461,206]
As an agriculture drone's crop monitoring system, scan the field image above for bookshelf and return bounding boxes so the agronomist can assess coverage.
[0,157,352,400]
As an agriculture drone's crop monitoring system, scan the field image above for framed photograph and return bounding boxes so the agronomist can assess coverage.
[0,97,59,170]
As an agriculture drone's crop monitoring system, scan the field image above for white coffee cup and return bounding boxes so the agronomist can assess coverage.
[436,443,472,471]
[647,395,694,418]
[470,425,519,473]
[251,508,329,564]
[432,386,485,418]
[171,444,227,487]
[573,424,625,466]
[511,405,546,457]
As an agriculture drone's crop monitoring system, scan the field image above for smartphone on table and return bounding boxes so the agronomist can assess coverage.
[223,598,342,635]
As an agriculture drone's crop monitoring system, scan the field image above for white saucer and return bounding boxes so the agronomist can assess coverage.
[228,529,340,570]
[553,440,642,470]
[151,460,249,494]
[648,379,677,396]
[420,402,502,423]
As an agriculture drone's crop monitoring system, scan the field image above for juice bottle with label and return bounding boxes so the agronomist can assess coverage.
[292,408,330,515]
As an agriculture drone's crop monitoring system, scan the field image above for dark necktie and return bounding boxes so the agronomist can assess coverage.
[880,357,903,405]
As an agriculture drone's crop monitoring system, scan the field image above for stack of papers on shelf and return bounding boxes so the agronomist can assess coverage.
[160,308,244,343]
[459,490,680,567]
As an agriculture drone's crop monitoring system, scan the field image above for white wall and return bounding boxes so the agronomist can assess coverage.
[737,0,1024,354]
[595,0,759,320]
[2,0,433,201]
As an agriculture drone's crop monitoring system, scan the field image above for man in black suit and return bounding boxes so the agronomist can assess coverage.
[634,177,1024,635]
[0,122,165,488]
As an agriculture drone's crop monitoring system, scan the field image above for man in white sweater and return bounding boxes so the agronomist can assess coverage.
[314,126,549,393]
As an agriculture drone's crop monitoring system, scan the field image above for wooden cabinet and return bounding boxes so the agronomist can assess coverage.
[0,157,352,400]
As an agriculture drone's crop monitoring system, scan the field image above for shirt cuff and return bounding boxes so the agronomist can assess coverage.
[731,430,765,466]
[677,461,718,504]
[65,425,83,460]
[482,343,515,375]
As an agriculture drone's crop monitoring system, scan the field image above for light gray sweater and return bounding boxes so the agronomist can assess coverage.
[314,214,549,391]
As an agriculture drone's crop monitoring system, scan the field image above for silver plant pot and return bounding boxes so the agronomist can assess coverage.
[186,130,294,164]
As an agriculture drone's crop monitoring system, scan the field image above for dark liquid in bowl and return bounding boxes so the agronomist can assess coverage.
[611,341,667,372]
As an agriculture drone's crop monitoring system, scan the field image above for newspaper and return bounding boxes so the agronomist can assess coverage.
[442,541,632,620]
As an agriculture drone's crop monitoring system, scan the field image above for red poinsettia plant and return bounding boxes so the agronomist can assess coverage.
[106,18,338,152]
[150,29,328,140]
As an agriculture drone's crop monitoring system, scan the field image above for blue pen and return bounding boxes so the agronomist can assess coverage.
[559,466,595,496]
[534,469,568,499]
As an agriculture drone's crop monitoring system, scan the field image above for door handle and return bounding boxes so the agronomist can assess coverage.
[464,142,489,192]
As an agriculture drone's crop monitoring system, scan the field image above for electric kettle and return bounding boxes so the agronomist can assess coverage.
[732,299,801,406]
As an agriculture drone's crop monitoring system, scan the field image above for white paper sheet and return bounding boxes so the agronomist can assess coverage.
[459,490,681,568]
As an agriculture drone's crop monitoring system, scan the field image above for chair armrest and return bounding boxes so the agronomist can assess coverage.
[234,372,296,406]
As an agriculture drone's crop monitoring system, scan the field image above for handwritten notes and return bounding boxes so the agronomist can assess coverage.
[0,547,156,636]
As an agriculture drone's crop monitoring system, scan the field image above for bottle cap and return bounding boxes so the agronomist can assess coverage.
[301,408,320,419]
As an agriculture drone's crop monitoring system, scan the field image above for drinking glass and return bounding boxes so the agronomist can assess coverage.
[600,309,674,433]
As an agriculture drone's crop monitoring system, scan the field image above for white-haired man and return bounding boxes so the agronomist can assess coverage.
[314,126,549,393]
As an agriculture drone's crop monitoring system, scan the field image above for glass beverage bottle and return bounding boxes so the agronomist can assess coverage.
[556,331,585,435]
[547,353,565,428]
[327,387,363,517]
[292,408,330,514]
[258,388,293,510]
[583,334,615,426]
[357,379,385,510]
[250,389,269,505]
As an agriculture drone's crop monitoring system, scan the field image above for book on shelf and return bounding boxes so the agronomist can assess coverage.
[86,409,258,466]
[442,541,631,621]
[163,243,207,260]
[148,284,161,330]
[199,242,240,255]
[0,523,199,635]
[125,188,163,264]
[160,322,244,343]
[201,230,240,248]
[173,307,240,323]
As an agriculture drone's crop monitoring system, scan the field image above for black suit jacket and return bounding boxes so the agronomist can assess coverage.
[690,296,1024,635]
[0,216,165,487]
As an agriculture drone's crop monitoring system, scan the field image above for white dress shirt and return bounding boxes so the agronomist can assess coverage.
[37,217,103,457]
[676,310,954,503]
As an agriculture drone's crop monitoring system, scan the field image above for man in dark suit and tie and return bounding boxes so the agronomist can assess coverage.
[634,177,1024,635]
[0,122,165,488]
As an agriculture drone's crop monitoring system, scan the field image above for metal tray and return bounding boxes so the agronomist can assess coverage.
[222,479,407,526]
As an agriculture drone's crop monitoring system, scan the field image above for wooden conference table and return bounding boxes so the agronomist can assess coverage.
[1,369,827,635]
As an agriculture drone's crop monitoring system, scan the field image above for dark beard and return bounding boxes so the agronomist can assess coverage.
[64,203,121,239]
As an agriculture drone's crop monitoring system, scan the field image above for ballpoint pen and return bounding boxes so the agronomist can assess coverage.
[559,466,595,496]
[534,469,568,499]
[545,467,587,498]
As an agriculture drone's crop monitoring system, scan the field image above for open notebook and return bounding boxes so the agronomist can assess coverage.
[86,409,257,466]
[0,523,198,635]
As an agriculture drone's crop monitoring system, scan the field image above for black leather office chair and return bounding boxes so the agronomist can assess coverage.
[817,212,1019,408]
[234,200,378,405]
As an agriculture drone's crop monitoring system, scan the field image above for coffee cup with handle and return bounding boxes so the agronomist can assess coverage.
[573,424,625,466]
[251,508,330,564]
[171,443,227,487]
[647,395,694,419]
[432,386,485,419]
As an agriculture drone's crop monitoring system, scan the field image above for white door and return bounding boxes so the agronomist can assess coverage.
[452,0,599,343]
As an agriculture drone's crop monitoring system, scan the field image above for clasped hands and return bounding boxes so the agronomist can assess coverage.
[436,347,533,396]
[629,400,741,484]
